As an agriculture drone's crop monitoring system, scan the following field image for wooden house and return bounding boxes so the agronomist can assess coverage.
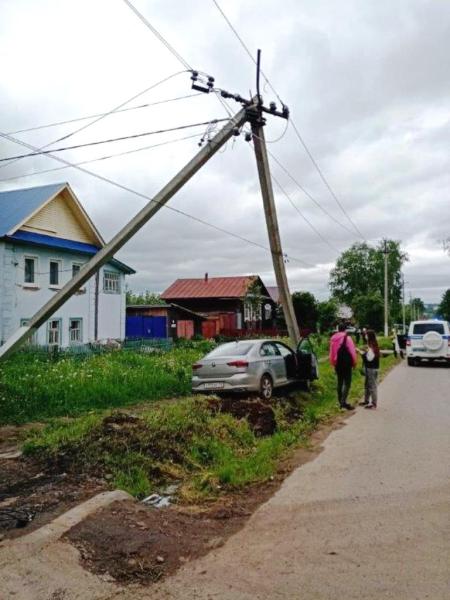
[0,183,134,347]
[160,274,278,338]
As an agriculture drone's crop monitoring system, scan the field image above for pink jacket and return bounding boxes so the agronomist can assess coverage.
[329,332,357,368]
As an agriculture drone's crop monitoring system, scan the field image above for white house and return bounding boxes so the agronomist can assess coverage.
[0,182,135,348]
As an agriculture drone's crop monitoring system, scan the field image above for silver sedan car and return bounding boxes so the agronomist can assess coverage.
[192,338,318,400]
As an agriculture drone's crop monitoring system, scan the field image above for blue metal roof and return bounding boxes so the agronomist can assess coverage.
[4,231,135,274]
[0,183,66,236]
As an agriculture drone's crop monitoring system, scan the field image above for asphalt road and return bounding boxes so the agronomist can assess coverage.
[148,361,450,600]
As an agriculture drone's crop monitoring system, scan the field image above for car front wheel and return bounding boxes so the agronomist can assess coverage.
[407,357,415,366]
[260,374,273,401]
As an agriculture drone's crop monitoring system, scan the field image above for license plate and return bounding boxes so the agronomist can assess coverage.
[203,382,224,390]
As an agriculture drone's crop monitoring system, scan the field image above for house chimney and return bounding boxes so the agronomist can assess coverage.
[204,272,208,283]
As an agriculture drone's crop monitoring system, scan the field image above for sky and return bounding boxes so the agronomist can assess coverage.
[0,0,449,303]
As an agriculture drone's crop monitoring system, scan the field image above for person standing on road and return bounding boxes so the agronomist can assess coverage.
[329,323,357,410]
[358,329,380,410]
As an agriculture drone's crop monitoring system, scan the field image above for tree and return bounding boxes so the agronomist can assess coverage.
[438,289,450,321]
[126,289,166,306]
[353,292,384,332]
[329,239,408,325]
[291,291,318,331]
[317,299,338,333]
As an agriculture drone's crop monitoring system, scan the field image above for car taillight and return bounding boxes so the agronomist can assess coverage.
[227,360,249,368]
[192,364,202,370]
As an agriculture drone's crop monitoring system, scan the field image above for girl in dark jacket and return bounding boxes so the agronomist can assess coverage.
[358,329,380,409]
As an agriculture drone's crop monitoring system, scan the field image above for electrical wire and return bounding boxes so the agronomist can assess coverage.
[0,130,312,268]
[211,0,285,106]
[0,133,201,183]
[246,127,355,235]
[0,70,189,172]
[271,173,341,254]
[122,0,193,71]
[0,119,229,163]
[6,93,202,136]
[211,0,365,240]
[289,119,365,239]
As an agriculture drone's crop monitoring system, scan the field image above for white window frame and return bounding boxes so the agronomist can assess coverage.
[47,319,62,346]
[23,255,39,287]
[69,318,83,345]
[244,301,262,322]
[49,259,62,288]
[72,262,86,292]
[103,270,120,294]
[20,319,38,345]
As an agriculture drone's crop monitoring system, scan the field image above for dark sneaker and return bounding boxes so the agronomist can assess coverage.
[359,401,369,406]
[364,404,375,410]
[343,403,355,410]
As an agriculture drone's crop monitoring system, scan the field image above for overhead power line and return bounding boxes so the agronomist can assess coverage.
[211,0,365,240]
[0,130,312,268]
[122,0,193,71]
[0,133,201,183]
[289,119,366,239]
[0,119,229,163]
[0,70,188,172]
[6,93,202,136]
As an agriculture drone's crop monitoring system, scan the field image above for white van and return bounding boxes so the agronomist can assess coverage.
[406,320,450,366]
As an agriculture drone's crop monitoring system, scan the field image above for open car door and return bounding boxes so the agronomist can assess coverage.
[296,337,319,382]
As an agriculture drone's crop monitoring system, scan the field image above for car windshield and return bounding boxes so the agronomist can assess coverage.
[413,323,444,335]
[206,342,253,358]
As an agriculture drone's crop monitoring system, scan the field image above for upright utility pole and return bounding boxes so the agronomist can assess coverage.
[402,274,406,333]
[249,51,300,346]
[383,240,389,337]
[251,122,300,345]
[0,105,248,360]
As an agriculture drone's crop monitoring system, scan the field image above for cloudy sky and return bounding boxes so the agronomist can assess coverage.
[0,0,449,302]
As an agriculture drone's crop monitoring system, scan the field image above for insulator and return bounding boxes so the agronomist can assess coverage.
[245,132,252,142]
[232,127,240,137]
[269,102,277,112]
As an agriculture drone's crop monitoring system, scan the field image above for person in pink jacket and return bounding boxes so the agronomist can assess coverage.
[329,323,358,410]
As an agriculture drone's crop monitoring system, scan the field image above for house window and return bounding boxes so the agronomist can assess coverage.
[49,260,61,286]
[20,319,38,345]
[24,256,37,284]
[69,318,82,344]
[244,302,262,322]
[47,320,61,346]
[72,263,82,278]
[103,271,120,294]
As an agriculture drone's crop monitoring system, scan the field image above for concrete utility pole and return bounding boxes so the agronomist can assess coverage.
[251,121,300,346]
[383,240,389,337]
[0,105,248,360]
[249,49,300,347]
[402,274,406,333]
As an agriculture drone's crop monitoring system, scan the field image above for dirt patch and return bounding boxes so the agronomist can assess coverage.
[0,456,105,539]
[64,418,345,586]
[208,396,277,436]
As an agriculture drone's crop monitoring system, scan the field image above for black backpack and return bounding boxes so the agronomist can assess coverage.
[336,334,353,371]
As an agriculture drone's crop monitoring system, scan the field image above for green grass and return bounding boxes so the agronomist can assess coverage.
[0,344,213,425]
[22,353,399,500]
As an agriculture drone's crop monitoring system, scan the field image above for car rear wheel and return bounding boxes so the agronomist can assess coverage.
[259,374,273,400]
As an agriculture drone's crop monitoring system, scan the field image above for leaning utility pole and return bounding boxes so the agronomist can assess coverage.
[0,58,301,359]
[383,240,389,337]
[0,105,248,360]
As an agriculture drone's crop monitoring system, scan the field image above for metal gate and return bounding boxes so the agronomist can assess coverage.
[126,316,167,339]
